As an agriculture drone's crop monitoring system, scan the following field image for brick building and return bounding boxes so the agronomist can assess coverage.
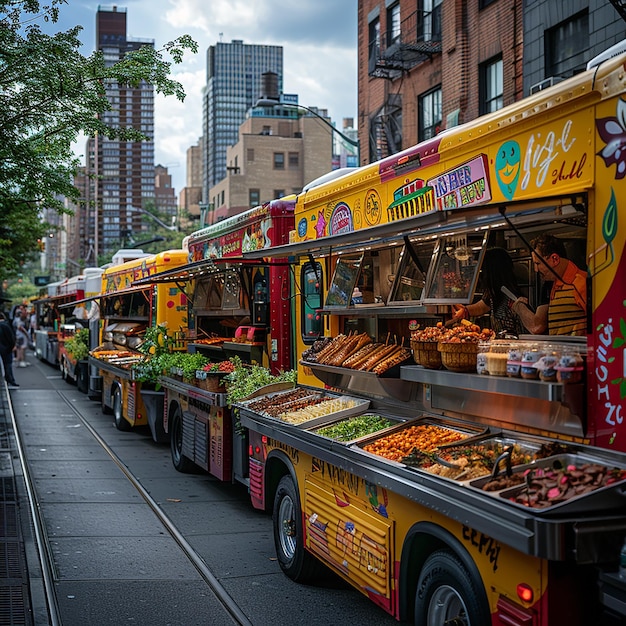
[358,0,625,164]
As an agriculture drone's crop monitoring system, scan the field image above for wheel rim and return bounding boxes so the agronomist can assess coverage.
[278,494,297,561]
[427,585,469,626]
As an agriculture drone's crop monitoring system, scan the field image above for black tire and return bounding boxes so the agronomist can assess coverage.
[272,475,325,584]
[414,550,491,626]
[113,387,131,431]
[170,406,194,472]
[101,386,112,414]
[76,363,88,393]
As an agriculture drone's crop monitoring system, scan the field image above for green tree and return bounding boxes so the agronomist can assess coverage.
[0,1,197,280]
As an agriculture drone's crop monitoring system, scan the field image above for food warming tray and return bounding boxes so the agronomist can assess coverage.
[470,452,626,516]
[236,388,370,429]
[306,412,410,445]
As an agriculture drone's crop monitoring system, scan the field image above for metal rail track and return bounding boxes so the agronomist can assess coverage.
[12,389,253,626]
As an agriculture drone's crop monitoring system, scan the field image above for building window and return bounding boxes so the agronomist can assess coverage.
[273,152,285,169]
[479,0,497,8]
[480,56,503,115]
[249,189,260,207]
[288,152,299,167]
[418,87,442,141]
[547,11,589,79]
[368,16,380,73]
[247,148,254,162]
[421,0,442,42]
[387,2,400,46]
[274,189,285,199]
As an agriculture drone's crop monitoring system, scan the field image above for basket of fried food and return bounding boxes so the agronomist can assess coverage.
[410,324,448,369]
[437,322,495,373]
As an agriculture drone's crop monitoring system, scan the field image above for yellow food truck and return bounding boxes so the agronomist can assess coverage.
[237,42,626,625]
[89,249,188,441]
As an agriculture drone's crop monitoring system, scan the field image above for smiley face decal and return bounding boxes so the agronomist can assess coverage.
[495,140,521,200]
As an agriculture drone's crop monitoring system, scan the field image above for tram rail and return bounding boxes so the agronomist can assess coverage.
[3,358,397,626]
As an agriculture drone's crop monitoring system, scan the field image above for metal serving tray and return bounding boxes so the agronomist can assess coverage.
[237,389,370,429]
[307,412,409,445]
[353,416,486,471]
[473,452,626,516]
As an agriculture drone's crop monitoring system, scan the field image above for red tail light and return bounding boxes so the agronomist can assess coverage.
[516,583,533,603]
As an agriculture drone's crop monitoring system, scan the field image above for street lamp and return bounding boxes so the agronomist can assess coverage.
[254,96,360,165]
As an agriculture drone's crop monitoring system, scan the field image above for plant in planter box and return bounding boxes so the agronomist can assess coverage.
[132,324,181,389]
[64,328,90,362]
[178,352,210,382]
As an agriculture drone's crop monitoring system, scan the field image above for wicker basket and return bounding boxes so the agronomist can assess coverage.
[437,341,479,373]
[411,340,442,369]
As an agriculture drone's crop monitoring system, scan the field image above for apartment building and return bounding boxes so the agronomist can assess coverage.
[202,40,283,200]
[358,0,625,164]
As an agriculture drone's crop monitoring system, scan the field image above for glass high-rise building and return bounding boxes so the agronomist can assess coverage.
[203,40,283,196]
[87,6,155,258]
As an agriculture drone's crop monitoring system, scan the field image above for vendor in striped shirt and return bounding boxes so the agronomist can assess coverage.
[512,234,587,336]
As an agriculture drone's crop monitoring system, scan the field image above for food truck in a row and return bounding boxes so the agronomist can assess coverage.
[34,274,86,366]
[229,44,626,625]
[57,267,104,387]
[139,199,296,483]
[88,250,188,441]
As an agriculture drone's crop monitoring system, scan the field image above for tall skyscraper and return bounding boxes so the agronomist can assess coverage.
[202,40,283,198]
[86,6,155,258]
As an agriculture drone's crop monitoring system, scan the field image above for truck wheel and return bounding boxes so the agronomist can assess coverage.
[414,550,490,626]
[113,387,131,431]
[101,387,112,414]
[170,407,194,472]
[272,475,324,584]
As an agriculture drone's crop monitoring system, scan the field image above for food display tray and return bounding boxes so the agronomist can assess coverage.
[352,416,487,472]
[236,388,370,429]
[471,452,626,516]
[306,412,410,445]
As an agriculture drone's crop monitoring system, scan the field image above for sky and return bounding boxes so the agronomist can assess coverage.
[48,0,359,194]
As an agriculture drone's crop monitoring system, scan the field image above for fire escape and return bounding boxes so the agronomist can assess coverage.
[368,6,442,160]
[368,6,442,80]
[609,0,626,21]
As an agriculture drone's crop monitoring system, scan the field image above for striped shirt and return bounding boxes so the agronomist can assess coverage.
[548,260,587,335]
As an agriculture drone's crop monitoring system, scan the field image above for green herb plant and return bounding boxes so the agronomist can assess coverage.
[64,328,90,361]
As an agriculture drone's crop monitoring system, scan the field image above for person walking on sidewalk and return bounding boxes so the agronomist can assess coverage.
[13,307,30,368]
[0,312,19,387]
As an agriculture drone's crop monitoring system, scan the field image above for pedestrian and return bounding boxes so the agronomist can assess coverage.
[451,247,527,336]
[13,307,30,367]
[0,312,19,387]
[512,234,587,336]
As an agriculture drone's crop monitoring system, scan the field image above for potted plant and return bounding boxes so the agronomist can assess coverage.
[132,324,182,443]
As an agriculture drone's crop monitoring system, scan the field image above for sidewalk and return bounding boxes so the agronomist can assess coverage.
[0,354,45,625]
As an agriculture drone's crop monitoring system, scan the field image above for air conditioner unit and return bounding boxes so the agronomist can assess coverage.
[529,76,563,95]
[587,39,626,70]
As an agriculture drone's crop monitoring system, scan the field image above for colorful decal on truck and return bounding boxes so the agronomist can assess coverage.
[495,140,521,200]
[387,178,435,221]
[427,154,491,210]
